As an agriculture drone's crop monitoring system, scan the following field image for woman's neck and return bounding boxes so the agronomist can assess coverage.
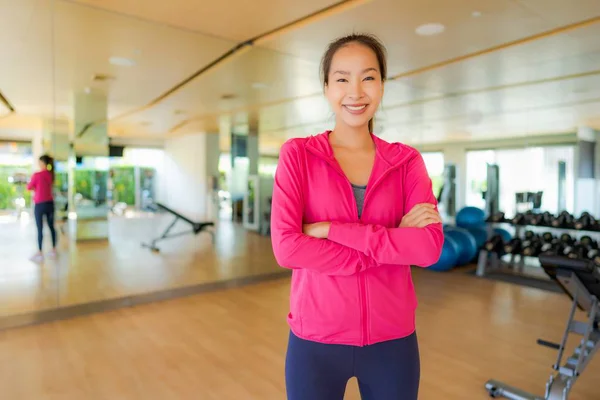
[329,124,373,151]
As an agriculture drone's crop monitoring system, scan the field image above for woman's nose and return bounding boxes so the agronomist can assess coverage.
[347,82,364,99]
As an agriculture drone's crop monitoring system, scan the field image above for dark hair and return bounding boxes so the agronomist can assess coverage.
[39,154,55,182]
[320,33,388,133]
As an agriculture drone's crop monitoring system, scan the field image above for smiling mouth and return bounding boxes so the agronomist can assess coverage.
[343,104,368,111]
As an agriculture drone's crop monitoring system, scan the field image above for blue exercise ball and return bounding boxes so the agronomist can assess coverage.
[466,226,488,249]
[493,227,512,243]
[456,206,486,229]
[444,227,478,265]
[428,235,460,272]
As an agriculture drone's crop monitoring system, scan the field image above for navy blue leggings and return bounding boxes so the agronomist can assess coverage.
[34,201,57,251]
[285,331,420,400]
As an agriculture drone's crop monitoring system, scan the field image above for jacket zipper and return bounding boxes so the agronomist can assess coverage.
[306,145,405,347]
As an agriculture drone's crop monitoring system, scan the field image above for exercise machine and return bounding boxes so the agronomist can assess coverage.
[437,164,457,218]
[485,253,600,399]
[485,163,500,218]
[142,202,215,252]
[242,174,273,235]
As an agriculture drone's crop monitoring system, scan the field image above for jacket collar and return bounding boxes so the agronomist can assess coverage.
[305,130,416,168]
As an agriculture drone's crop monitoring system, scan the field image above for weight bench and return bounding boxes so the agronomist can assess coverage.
[485,253,600,399]
[142,202,215,252]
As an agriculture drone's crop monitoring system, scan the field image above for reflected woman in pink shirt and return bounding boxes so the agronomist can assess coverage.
[26,154,57,262]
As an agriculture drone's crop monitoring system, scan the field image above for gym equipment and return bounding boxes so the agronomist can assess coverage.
[444,227,478,265]
[243,175,274,235]
[486,211,506,223]
[574,212,598,231]
[515,191,544,214]
[484,234,505,254]
[503,238,522,255]
[428,235,460,272]
[552,211,575,229]
[485,253,600,399]
[437,164,457,217]
[484,163,500,217]
[142,203,215,252]
[493,228,512,243]
[456,206,486,229]
[466,226,488,249]
[531,212,554,227]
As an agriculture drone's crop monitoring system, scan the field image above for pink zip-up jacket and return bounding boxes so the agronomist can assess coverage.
[271,131,444,346]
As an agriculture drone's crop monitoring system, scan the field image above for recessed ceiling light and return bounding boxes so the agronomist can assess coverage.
[415,23,445,36]
[109,56,136,67]
[472,11,482,17]
[251,82,268,89]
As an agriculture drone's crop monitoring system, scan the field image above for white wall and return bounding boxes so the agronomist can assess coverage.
[163,133,210,221]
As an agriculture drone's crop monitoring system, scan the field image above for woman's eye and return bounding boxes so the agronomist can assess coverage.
[337,78,348,83]
[364,76,375,81]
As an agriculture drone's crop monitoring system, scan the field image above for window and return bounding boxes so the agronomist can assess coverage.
[421,152,444,198]
[465,146,575,216]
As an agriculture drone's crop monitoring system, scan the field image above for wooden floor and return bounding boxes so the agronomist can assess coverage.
[0,266,598,399]
[0,212,281,317]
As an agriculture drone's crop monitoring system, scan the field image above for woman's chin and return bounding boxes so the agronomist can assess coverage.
[339,117,373,130]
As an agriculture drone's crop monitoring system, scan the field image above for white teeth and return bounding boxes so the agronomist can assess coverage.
[345,105,367,111]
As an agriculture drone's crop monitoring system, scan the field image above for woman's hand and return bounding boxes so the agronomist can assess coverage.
[399,203,442,228]
[303,222,331,239]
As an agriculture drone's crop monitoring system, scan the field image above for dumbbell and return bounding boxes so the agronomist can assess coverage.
[560,233,575,246]
[524,230,539,241]
[552,211,575,228]
[484,234,505,254]
[512,213,533,225]
[530,212,553,227]
[574,212,599,230]
[564,244,587,259]
[487,212,506,223]
[540,239,564,255]
[542,232,555,243]
[522,238,543,257]
[579,235,598,249]
[504,238,522,254]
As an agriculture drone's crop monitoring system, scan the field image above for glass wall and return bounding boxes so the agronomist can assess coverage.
[465,146,575,216]
[0,142,34,213]
[422,151,445,198]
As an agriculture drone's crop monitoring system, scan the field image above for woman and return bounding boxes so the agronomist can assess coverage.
[270,34,444,400]
[27,154,57,262]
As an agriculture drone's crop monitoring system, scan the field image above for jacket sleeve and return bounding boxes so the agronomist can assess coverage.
[270,140,378,276]
[26,173,37,191]
[327,150,444,267]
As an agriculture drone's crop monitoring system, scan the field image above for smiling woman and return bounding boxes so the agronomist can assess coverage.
[320,34,387,134]
[270,33,443,400]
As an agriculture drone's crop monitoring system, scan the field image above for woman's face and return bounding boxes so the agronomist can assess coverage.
[324,43,384,131]
[38,160,46,170]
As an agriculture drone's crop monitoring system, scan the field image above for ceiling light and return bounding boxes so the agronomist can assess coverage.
[251,82,268,89]
[471,11,482,17]
[109,56,136,67]
[415,23,445,36]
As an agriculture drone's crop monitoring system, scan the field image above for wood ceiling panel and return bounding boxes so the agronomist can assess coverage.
[68,0,343,42]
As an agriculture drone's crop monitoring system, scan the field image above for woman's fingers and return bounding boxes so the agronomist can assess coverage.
[410,209,442,228]
[404,204,434,221]
[416,217,441,228]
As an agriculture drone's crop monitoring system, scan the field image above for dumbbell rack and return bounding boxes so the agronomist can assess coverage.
[476,222,600,280]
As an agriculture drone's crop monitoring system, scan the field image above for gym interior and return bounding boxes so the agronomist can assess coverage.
[1,1,600,399]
